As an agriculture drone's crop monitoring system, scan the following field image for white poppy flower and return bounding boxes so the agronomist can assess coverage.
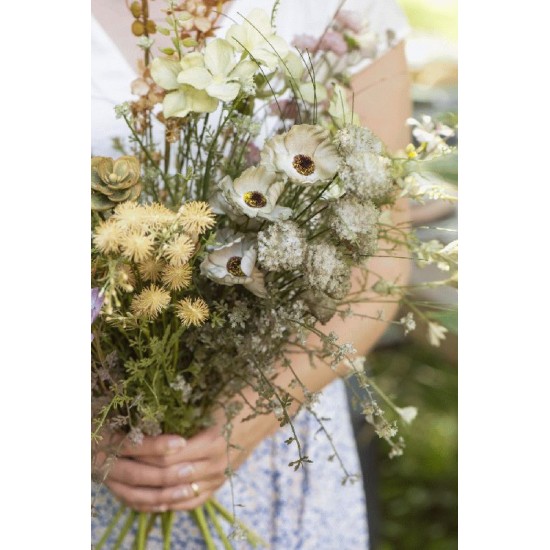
[226,8,289,69]
[177,39,257,103]
[220,166,292,221]
[261,124,340,185]
[150,57,218,118]
[200,233,267,298]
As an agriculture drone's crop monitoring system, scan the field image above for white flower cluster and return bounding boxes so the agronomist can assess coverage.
[330,197,379,253]
[257,221,306,272]
[335,125,393,202]
[304,242,351,300]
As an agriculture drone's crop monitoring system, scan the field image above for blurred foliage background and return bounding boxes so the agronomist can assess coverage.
[350,1,458,548]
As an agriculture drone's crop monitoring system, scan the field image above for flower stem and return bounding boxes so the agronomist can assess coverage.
[205,501,232,550]
[113,510,137,550]
[161,510,175,550]
[136,512,148,550]
[192,506,216,550]
[94,504,126,549]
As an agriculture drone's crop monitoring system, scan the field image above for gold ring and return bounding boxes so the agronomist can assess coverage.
[190,482,200,498]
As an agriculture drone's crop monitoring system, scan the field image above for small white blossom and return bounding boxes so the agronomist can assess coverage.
[407,115,455,154]
[427,322,448,347]
[330,198,379,252]
[304,242,351,300]
[114,102,131,119]
[395,406,418,424]
[137,36,154,50]
[257,221,306,271]
[399,312,416,335]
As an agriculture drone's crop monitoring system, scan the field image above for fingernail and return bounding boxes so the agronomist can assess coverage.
[167,437,186,453]
[178,464,195,478]
[172,486,191,500]
[153,505,168,512]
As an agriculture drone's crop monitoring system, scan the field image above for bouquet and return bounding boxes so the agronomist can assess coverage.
[91,1,458,548]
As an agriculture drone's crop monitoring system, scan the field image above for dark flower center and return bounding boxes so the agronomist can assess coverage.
[243,190,267,208]
[227,256,245,277]
[292,154,315,176]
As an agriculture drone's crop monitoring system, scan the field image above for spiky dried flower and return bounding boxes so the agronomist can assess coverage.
[162,264,193,291]
[120,232,155,263]
[176,297,209,327]
[178,201,216,235]
[93,220,124,254]
[163,234,195,266]
[138,258,165,282]
[131,285,171,319]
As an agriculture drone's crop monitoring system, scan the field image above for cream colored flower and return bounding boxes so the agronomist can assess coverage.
[261,124,340,185]
[225,8,289,69]
[176,297,209,327]
[200,233,267,298]
[162,264,193,291]
[93,220,124,254]
[220,166,292,221]
[395,406,418,425]
[163,234,195,266]
[131,285,170,320]
[150,57,218,118]
[176,39,257,104]
[177,201,216,235]
[138,258,165,282]
[120,232,155,263]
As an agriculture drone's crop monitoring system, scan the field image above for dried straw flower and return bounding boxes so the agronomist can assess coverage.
[163,234,195,266]
[112,202,150,231]
[131,285,171,319]
[178,201,216,235]
[93,220,124,254]
[176,297,209,327]
[138,258,165,282]
[121,232,155,263]
[162,264,193,291]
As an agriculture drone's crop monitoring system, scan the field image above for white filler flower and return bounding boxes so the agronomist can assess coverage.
[220,166,292,221]
[261,124,340,185]
[200,233,267,298]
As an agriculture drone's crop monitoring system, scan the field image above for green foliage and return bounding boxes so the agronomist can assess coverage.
[368,343,457,550]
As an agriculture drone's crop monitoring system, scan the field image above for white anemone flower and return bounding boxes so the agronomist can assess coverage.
[261,124,340,185]
[176,39,257,104]
[220,166,292,221]
[150,57,218,118]
[200,233,267,298]
[226,8,289,69]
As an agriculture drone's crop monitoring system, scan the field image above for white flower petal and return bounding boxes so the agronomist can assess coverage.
[206,81,241,102]
[162,90,190,118]
[204,38,236,77]
[177,67,213,90]
[150,58,181,91]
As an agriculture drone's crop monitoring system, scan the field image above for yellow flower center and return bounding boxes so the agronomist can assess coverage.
[243,191,267,208]
[292,154,315,176]
[227,256,245,277]
[108,172,124,183]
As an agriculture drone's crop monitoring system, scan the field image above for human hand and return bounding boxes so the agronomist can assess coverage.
[97,428,230,513]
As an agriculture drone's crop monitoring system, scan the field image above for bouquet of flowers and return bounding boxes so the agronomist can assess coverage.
[91,1,458,548]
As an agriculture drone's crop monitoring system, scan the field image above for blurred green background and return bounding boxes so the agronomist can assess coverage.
[351,1,458,548]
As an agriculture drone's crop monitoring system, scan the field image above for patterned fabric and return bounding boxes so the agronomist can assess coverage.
[92,379,368,549]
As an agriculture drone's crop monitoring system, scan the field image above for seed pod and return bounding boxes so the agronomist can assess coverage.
[131,20,145,36]
[146,20,157,34]
[130,1,142,18]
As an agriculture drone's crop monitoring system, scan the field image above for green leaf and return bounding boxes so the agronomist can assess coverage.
[426,309,458,335]
[421,152,458,185]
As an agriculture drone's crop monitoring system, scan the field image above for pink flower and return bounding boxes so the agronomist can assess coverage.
[268,99,299,120]
[319,30,348,56]
[335,10,363,34]
[245,143,261,167]
[292,34,319,52]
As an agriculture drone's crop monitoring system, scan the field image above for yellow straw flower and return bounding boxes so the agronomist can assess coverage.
[143,203,177,228]
[162,264,193,291]
[112,202,149,231]
[121,232,155,263]
[163,234,195,266]
[176,297,209,327]
[178,201,216,235]
[138,258,165,282]
[131,284,171,319]
[93,220,124,254]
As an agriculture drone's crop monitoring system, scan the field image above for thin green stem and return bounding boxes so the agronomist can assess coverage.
[113,510,137,550]
[192,506,217,550]
[205,502,232,550]
[136,512,147,550]
[94,504,126,550]
[162,511,175,550]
